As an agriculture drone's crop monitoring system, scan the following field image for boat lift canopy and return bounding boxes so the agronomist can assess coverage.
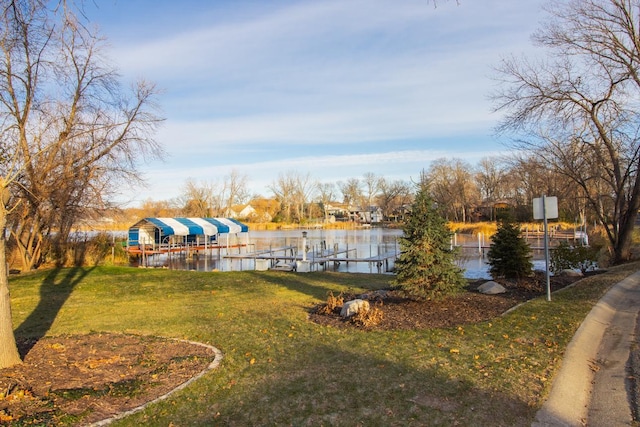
[128,217,249,247]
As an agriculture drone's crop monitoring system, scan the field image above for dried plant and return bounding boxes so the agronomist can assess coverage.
[317,291,344,315]
[350,302,384,327]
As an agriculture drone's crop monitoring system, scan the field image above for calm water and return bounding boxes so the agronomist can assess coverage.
[133,227,550,279]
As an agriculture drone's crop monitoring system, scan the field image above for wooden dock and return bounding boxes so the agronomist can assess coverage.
[127,243,249,256]
[225,245,399,273]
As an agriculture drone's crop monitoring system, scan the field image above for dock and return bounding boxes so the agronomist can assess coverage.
[225,245,399,273]
[126,229,585,273]
[127,242,249,256]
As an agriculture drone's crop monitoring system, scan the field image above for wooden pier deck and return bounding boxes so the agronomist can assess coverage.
[225,246,399,273]
[126,243,249,256]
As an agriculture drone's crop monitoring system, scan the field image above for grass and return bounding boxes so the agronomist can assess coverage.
[8,262,640,426]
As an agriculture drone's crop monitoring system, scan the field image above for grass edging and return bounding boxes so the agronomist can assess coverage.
[90,339,224,427]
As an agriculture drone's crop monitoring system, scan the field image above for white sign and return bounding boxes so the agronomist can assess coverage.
[533,196,558,220]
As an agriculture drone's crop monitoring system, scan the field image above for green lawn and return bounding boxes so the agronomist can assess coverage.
[8,263,640,426]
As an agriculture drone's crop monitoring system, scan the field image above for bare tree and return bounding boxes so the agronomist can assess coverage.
[503,154,579,221]
[377,178,412,221]
[316,182,336,222]
[269,171,297,222]
[139,199,178,218]
[362,172,382,209]
[426,158,478,222]
[2,2,162,270]
[475,157,509,203]
[293,171,316,222]
[338,178,362,207]
[0,1,162,368]
[221,170,249,217]
[493,0,640,263]
[180,178,217,217]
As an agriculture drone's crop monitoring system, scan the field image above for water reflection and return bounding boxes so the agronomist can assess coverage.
[131,228,551,279]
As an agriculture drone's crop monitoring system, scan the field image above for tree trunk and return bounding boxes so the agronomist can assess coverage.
[0,208,22,368]
[612,199,640,265]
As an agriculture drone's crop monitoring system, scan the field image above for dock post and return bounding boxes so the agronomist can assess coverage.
[297,231,311,272]
[346,243,349,271]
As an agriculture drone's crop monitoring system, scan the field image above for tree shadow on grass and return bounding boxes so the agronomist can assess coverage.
[14,267,95,357]
[244,270,392,301]
[139,341,539,426]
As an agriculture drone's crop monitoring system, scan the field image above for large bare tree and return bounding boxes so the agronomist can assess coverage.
[362,172,382,209]
[180,179,216,217]
[493,0,640,263]
[338,178,362,207]
[426,158,479,222]
[0,1,162,368]
[475,157,509,205]
[269,171,297,222]
[269,170,316,222]
[315,181,336,222]
[293,171,316,222]
[376,178,412,221]
[220,169,249,217]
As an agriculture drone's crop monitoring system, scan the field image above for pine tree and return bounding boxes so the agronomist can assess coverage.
[487,218,533,279]
[393,184,466,300]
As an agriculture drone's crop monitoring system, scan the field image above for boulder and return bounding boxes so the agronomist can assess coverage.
[557,269,583,277]
[340,299,370,318]
[357,290,389,301]
[477,281,507,295]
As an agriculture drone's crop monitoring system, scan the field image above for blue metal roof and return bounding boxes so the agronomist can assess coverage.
[145,218,175,235]
[173,217,203,235]
[202,218,230,233]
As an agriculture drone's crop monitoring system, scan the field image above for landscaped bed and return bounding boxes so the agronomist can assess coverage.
[0,334,218,425]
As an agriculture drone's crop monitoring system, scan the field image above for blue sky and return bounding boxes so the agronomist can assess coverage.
[84,0,546,206]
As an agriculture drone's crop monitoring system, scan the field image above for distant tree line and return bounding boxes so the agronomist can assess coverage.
[154,153,590,226]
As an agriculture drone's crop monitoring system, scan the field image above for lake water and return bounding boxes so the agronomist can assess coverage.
[134,227,550,279]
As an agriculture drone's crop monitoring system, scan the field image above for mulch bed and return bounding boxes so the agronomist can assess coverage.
[309,273,585,330]
[0,333,218,426]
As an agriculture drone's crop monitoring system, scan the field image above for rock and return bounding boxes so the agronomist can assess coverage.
[557,269,583,277]
[477,281,507,295]
[357,290,388,301]
[270,261,295,271]
[340,299,370,318]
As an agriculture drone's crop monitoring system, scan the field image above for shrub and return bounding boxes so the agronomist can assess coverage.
[487,218,533,279]
[550,241,598,274]
[393,184,466,300]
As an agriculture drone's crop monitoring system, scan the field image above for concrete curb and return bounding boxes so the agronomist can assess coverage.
[532,271,640,427]
[88,339,223,427]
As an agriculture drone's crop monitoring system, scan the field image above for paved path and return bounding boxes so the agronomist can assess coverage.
[533,271,640,427]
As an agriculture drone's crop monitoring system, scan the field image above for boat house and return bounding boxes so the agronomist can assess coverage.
[127,217,249,255]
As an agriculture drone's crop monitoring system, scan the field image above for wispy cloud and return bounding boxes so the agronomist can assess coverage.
[90,0,545,203]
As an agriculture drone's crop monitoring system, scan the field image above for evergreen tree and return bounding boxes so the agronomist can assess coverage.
[487,218,533,279]
[393,184,466,300]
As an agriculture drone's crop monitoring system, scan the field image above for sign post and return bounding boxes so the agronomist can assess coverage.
[533,196,558,301]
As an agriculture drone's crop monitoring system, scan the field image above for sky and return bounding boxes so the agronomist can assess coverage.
[83,0,547,206]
